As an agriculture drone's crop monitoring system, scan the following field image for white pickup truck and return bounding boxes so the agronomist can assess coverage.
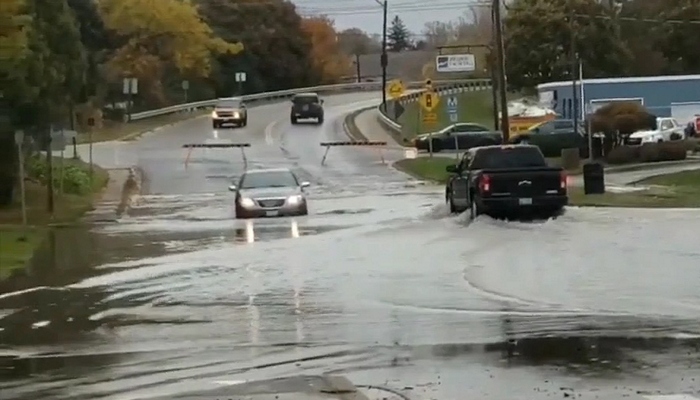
[626,117,685,145]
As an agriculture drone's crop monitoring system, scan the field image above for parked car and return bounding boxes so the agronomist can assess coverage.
[507,119,587,157]
[625,117,684,145]
[412,123,502,152]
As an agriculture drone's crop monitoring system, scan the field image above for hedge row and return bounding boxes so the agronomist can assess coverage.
[606,141,690,164]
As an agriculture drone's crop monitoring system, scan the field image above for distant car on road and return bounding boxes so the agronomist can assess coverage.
[229,168,310,219]
[290,93,324,125]
[445,145,568,219]
[412,123,501,152]
[212,98,247,129]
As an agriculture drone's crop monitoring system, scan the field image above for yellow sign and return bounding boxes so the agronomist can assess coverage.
[386,79,405,99]
[422,112,437,124]
[419,91,439,112]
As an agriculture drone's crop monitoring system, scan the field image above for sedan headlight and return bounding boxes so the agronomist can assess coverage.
[239,197,255,207]
[211,111,218,118]
[233,112,240,118]
[286,195,303,205]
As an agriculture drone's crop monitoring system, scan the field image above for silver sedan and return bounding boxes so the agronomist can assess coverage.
[229,168,310,219]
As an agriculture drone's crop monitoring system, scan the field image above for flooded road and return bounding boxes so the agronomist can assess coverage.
[2,92,700,400]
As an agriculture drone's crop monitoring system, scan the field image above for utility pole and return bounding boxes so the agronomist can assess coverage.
[570,8,579,134]
[377,0,388,111]
[46,125,55,219]
[493,0,509,141]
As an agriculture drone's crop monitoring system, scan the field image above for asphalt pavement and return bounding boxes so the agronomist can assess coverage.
[2,94,700,400]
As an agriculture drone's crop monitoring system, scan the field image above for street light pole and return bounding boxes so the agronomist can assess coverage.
[493,0,509,141]
[377,0,388,111]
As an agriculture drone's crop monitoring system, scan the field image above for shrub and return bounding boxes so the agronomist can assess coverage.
[26,155,92,195]
[589,102,656,136]
[638,142,687,163]
[606,145,640,164]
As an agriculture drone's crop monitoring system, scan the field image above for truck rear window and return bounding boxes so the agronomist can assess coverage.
[471,146,547,169]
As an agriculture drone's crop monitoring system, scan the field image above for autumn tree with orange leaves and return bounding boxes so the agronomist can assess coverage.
[301,16,352,84]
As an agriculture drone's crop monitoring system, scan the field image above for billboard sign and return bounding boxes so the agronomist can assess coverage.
[435,54,476,73]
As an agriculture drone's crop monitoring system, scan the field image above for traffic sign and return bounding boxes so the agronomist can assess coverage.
[393,102,405,119]
[422,112,437,124]
[447,96,458,110]
[387,79,405,99]
[449,113,459,122]
[424,79,433,89]
[419,91,439,112]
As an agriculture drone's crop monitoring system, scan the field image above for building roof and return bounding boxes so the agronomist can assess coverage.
[537,74,700,90]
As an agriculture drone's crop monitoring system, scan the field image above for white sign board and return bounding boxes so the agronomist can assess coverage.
[235,72,247,82]
[449,113,459,122]
[436,54,476,73]
[123,78,138,94]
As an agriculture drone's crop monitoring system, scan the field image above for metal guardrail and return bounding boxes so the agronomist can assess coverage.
[376,79,493,133]
[129,79,488,121]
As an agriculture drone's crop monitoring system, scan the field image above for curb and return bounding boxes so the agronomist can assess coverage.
[118,113,209,142]
[343,105,376,141]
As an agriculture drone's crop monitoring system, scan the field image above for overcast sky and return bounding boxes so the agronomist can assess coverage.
[294,0,481,35]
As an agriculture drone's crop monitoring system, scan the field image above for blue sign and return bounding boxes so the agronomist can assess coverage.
[447,96,458,111]
[449,113,458,123]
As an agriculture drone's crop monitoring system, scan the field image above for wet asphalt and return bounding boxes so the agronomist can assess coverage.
[2,93,700,400]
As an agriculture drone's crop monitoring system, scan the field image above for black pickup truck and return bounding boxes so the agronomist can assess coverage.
[445,145,568,218]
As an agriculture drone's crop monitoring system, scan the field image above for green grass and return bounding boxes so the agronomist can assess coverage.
[394,158,700,208]
[0,157,110,278]
[394,89,524,142]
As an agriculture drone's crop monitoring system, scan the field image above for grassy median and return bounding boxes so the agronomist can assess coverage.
[394,157,700,208]
[0,157,109,280]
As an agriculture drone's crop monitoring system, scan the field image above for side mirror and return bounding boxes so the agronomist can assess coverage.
[228,185,237,192]
[320,99,324,104]
[300,181,310,188]
[240,103,246,109]
[445,165,458,173]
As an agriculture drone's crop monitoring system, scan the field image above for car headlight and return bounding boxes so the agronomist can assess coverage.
[211,111,218,118]
[233,112,240,118]
[286,195,303,205]
[239,197,255,207]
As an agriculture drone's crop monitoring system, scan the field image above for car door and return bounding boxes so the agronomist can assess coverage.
[450,152,472,208]
[452,124,479,149]
[439,126,458,149]
[657,119,672,140]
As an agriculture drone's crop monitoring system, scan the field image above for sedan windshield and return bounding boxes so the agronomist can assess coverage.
[239,171,298,189]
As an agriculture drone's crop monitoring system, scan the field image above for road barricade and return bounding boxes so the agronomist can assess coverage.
[182,142,251,169]
[319,141,388,165]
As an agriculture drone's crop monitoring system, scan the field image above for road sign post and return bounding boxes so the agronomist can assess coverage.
[447,96,459,124]
[235,72,246,94]
[123,77,138,121]
[14,130,27,227]
[182,80,189,103]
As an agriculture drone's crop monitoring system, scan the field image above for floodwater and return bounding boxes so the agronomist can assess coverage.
[2,93,700,400]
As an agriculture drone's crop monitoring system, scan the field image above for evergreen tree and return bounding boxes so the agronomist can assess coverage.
[387,16,411,52]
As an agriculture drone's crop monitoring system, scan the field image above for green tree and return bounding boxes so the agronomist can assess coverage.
[653,0,700,73]
[387,15,411,52]
[337,28,381,56]
[504,0,631,91]
[196,0,318,95]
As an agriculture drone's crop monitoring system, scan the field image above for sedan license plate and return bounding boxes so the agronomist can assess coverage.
[265,210,278,217]
[519,198,532,205]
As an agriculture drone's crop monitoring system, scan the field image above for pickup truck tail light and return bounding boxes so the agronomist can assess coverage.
[560,171,567,190]
[479,174,491,193]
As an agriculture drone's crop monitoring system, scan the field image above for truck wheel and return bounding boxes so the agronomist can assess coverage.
[318,116,324,124]
[290,116,297,125]
[469,197,481,220]
[449,195,457,213]
[241,118,247,127]
[212,121,219,129]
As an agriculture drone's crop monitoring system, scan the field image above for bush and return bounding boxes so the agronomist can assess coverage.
[26,156,92,195]
[606,145,640,164]
[639,142,687,163]
[589,102,656,136]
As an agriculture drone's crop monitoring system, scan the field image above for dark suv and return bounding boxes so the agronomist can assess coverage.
[290,93,324,124]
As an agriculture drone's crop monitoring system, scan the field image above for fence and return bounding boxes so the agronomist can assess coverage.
[128,79,485,122]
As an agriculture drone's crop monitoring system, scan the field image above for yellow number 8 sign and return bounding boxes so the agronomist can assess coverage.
[419,91,439,112]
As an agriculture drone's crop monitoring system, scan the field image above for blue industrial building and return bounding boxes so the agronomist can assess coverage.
[536,74,700,125]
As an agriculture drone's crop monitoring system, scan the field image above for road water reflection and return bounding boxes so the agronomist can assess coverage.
[2,186,700,399]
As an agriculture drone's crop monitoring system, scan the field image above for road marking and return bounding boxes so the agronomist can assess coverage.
[264,120,278,145]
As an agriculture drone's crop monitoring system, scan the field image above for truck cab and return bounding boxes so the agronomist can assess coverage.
[445,145,568,219]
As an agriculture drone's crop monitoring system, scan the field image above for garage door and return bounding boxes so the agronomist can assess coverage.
[671,102,700,126]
